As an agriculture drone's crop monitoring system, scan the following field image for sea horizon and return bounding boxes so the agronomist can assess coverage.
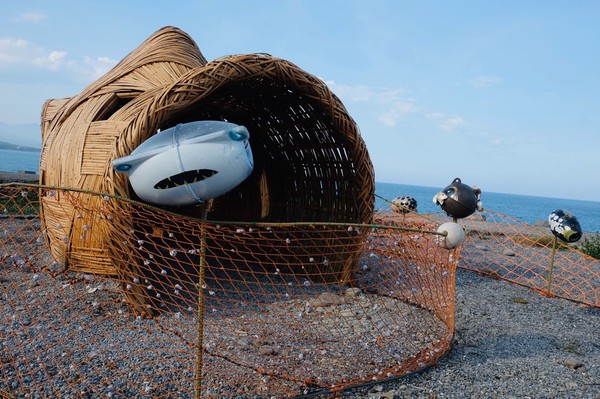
[377,180,600,205]
[375,181,600,232]
[0,148,597,231]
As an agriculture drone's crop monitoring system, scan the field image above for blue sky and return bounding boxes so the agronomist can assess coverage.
[1,1,599,201]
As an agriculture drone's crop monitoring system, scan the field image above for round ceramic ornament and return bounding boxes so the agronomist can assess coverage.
[391,196,418,214]
[548,209,582,243]
[436,222,465,249]
[433,178,482,219]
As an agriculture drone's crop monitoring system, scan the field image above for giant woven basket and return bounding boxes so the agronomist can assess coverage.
[39,26,374,311]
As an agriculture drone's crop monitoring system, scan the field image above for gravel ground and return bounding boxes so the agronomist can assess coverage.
[1,174,599,398]
[343,268,600,399]
[3,261,597,399]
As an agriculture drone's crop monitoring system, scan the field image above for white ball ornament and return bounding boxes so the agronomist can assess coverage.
[436,222,465,249]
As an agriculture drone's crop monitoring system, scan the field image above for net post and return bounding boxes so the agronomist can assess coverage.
[546,235,558,295]
[195,202,209,399]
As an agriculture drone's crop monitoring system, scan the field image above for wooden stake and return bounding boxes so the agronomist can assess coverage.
[546,235,558,295]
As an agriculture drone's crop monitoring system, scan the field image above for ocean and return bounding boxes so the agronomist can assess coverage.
[0,148,40,173]
[0,149,598,232]
[376,181,600,233]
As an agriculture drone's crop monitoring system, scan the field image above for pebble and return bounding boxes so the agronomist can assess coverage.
[562,358,584,369]
[565,381,578,389]
[2,217,600,398]
[345,287,363,297]
[343,268,600,398]
[258,345,277,356]
[309,292,345,307]
[29,278,40,288]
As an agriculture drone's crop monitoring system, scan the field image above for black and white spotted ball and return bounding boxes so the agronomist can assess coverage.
[548,209,582,243]
[391,196,418,214]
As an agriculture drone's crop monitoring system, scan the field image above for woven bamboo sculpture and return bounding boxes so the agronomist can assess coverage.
[39,26,374,312]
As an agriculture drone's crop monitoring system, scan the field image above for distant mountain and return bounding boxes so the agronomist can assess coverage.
[0,141,40,152]
[0,122,41,149]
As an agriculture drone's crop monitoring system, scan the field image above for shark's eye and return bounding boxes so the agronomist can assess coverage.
[154,169,218,189]
[115,163,132,172]
[228,129,248,141]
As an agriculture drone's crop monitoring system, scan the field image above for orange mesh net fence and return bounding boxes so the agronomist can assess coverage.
[457,210,600,308]
[1,184,457,398]
[375,202,599,310]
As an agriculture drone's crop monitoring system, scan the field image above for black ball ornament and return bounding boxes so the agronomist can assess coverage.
[433,178,482,219]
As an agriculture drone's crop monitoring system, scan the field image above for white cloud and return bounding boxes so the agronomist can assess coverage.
[325,80,470,131]
[0,36,117,81]
[379,100,417,127]
[326,80,416,126]
[427,112,467,131]
[468,75,500,89]
[34,50,67,70]
[15,12,47,23]
[0,38,30,64]
[425,112,445,120]
[0,38,66,70]
[79,55,118,80]
[440,116,465,131]
[0,38,28,49]
[324,80,375,102]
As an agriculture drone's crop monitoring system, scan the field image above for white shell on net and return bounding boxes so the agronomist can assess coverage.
[436,222,465,249]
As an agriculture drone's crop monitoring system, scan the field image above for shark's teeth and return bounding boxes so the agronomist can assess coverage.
[154,169,218,189]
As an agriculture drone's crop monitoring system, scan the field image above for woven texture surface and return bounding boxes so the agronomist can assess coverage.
[39,27,374,312]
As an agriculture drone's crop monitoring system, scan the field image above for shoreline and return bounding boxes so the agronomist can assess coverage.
[0,170,39,184]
